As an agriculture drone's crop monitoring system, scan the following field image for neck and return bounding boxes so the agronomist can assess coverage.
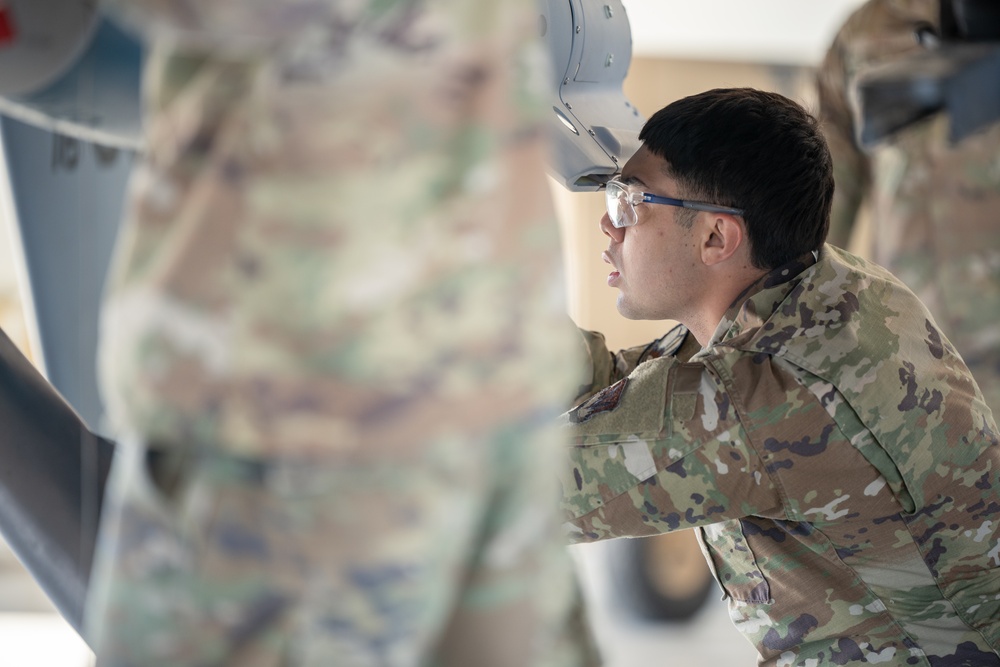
[686,265,768,346]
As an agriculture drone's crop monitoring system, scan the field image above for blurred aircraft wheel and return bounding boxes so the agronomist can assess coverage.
[611,530,716,622]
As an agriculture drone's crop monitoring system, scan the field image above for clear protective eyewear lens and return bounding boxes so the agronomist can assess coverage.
[605,180,636,228]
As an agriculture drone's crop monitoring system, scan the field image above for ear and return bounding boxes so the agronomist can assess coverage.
[700,214,745,267]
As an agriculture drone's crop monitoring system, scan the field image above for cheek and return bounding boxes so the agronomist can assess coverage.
[626,234,673,280]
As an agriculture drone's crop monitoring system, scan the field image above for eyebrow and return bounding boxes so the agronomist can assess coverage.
[622,175,676,198]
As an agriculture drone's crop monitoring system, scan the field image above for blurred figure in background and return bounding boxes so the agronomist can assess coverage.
[85,2,597,665]
[818,0,1000,412]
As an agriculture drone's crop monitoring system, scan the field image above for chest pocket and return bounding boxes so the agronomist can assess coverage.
[699,519,770,604]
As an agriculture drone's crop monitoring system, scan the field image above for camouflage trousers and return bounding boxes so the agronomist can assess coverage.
[85,427,600,667]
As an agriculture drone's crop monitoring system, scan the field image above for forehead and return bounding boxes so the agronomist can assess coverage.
[620,145,675,191]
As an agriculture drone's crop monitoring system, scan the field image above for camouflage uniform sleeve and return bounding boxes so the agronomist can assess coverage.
[816,19,870,250]
[573,330,649,405]
[573,324,694,405]
[558,356,783,544]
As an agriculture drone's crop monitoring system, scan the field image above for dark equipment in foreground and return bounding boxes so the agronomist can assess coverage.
[0,326,113,636]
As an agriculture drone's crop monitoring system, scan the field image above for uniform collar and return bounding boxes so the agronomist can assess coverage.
[695,248,820,357]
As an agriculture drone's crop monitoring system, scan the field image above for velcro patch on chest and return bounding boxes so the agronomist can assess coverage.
[569,378,629,424]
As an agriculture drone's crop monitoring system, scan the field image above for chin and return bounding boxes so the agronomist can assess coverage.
[615,297,645,320]
[617,296,673,322]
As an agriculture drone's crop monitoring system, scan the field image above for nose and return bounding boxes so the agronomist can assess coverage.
[600,211,625,243]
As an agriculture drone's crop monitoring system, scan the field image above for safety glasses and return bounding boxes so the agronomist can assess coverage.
[604,177,744,228]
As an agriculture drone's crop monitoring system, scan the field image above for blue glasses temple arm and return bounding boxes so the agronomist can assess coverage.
[642,193,744,217]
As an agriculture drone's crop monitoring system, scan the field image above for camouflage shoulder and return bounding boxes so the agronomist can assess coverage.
[637,323,691,363]
[562,355,676,443]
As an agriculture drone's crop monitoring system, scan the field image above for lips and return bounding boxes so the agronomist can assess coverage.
[602,251,621,286]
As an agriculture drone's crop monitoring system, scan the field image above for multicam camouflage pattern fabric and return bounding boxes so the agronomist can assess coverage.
[86,1,597,665]
[560,245,1000,666]
[818,0,1000,415]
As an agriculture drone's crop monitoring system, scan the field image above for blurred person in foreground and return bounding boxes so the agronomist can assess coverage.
[85,2,597,665]
[557,87,1000,665]
[817,0,1000,414]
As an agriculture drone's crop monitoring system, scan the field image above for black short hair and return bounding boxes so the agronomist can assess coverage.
[638,88,834,270]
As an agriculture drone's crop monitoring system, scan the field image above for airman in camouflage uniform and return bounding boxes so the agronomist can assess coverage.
[85,2,597,665]
[560,88,1000,666]
[817,0,1000,414]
